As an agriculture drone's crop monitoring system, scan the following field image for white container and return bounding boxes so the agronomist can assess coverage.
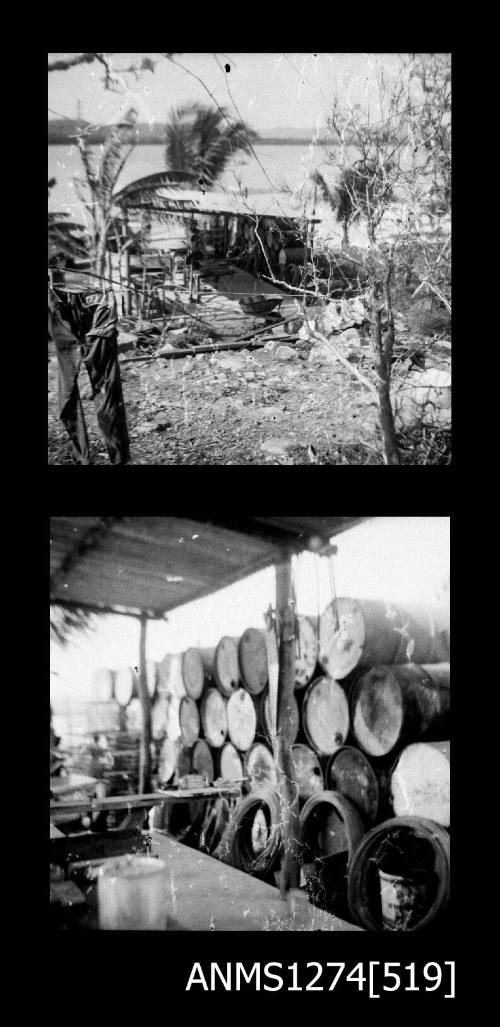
[98,856,169,930]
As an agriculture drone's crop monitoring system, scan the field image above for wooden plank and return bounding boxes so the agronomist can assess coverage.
[275,558,301,895]
[138,614,152,793]
[264,606,279,738]
[50,774,98,796]
[150,832,363,931]
[50,828,144,866]
[50,786,240,821]
[121,335,301,363]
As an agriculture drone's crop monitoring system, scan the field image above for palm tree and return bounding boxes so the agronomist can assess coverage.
[164,103,257,186]
[73,109,138,275]
[312,161,393,245]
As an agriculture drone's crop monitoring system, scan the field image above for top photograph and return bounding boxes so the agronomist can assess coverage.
[48,53,451,466]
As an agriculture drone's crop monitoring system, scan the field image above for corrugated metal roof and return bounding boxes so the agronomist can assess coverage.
[50,516,367,618]
[112,171,194,207]
[124,187,320,223]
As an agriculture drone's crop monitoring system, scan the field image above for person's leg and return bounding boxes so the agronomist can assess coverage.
[48,295,90,464]
[82,292,130,465]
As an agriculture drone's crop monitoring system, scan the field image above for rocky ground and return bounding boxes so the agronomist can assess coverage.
[48,339,383,466]
[48,285,451,466]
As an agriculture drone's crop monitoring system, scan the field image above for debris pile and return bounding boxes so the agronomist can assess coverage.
[294,296,451,432]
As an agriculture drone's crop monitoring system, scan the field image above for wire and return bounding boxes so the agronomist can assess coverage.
[315,554,321,645]
[327,552,340,631]
[199,796,232,855]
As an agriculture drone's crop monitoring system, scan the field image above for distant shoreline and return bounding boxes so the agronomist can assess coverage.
[48,137,319,147]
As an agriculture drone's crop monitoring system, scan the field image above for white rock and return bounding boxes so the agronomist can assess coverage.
[158,342,175,354]
[165,317,186,329]
[263,339,278,353]
[323,303,343,334]
[339,327,361,345]
[275,345,296,361]
[216,355,246,370]
[393,367,451,429]
[347,296,367,324]
[414,369,451,390]
[308,346,327,364]
[261,437,292,455]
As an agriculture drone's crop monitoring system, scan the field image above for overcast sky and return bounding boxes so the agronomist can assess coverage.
[48,53,410,134]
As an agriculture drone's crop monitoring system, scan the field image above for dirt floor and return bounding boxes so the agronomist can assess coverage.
[48,340,383,465]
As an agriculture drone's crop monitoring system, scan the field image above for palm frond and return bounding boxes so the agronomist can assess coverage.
[48,211,73,224]
[98,133,126,209]
[77,136,98,192]
[164,103,256,184]
[48,217,87,233]
[311,170,337,207]
[48,214,90,261]
[50,604,97,647]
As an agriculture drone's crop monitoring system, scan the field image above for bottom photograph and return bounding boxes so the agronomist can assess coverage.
[49,516,450,933]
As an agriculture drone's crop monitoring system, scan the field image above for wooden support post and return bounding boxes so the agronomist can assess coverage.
[123,244,131,315]
[141,267,147,320]
[138,614,152,794]
[302,222,309,314]
[275,556,301,897]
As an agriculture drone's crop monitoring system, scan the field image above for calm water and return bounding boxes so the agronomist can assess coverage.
[48,142,327,220]
[48,141,430,250]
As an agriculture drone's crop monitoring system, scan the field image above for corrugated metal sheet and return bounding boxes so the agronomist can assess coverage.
[50,517,368,617]
[137,188,320,222]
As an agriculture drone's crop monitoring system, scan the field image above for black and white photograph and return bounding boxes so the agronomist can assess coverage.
[49,516,450,937]
[47,52,456,1001]
[48,53,451,466]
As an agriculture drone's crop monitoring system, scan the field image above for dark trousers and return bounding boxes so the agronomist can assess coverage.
[48,289,130,464]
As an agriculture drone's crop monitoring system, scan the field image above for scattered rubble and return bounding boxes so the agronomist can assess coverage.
[275,345,296,362]
[49,274,451,463]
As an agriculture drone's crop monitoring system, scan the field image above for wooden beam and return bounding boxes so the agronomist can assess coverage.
[138,614,152,793]
[275,555,301,897]
[121,335,301,363]
[49,786,240,821]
